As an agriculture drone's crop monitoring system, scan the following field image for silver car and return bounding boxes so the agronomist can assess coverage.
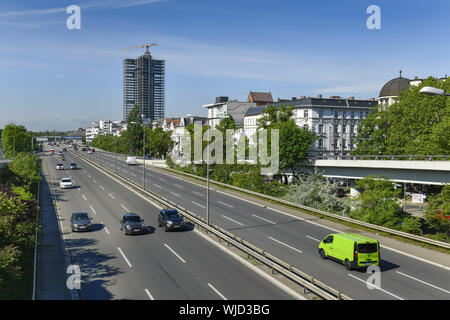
[71,211,93,232]
[60,178,73,189]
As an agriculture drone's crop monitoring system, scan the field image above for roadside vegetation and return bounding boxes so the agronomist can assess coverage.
[0,152,41,299]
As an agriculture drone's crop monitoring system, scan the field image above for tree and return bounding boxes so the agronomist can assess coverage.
[149,127,174,158]
[8,153,41,188]
[1,124,33,158]
[349,176,403,229]
[126,105,144,155]
[257,104,316,177]
[424,184,450,242]
[353,77,450,156]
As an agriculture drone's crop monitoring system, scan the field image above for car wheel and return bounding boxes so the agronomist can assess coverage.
[319,249,326,259]
[345,259,352,271]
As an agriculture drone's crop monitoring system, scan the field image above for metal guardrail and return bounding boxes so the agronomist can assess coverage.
[159,168,450,250]
[70,150,352,300]
[309,155,450,161]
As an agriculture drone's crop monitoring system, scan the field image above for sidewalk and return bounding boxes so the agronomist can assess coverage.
[36,156,72,300]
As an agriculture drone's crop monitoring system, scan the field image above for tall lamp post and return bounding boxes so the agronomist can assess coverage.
[419,86,450,96]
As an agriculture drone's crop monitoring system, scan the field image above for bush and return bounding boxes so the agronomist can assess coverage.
[400,217,422,235]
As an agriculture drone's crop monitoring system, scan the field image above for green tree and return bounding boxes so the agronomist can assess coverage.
[2,124,34,158]
[126,105,144,155]
[424,184,450,242]
[149,127,174,158]
[353,77,450,156]
[349,176,402,229]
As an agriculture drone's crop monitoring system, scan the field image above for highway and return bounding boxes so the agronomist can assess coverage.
[44,145,295,300]
[76,148,450,300]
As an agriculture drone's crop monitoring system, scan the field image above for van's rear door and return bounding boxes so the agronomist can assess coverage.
[357,242,379,264]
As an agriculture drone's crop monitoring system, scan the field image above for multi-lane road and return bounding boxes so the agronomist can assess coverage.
[71,147,450,300]
[43,146,296,300]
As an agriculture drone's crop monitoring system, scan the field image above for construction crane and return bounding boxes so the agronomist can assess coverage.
[120,43,157,54]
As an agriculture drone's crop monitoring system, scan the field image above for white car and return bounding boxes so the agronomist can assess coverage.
[60,178,74,189]
[126,156,136,165]
[56,163,64,170]
[87,150,93,154]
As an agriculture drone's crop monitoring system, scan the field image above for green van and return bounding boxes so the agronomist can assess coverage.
[318,233,380,270]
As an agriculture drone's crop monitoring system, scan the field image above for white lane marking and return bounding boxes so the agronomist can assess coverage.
[164,244,186,263]
[117,247,132,268]
[99,185,105,190]
[93,179,97,184]
[347,273,404,300]
[252,214,276,225]
[144,289,155,300]
[169,191,181,197]
[121,204,129,211]
[207,283,227,300]
[306,235,320,242]
[193,191,205,197]
[87,174,92,178]
[217,200,233,208]
[222,215,244,226]
[90,206,96,215]
[192,201,206,208]
[131,173,137,177]
[108,193,115,199]
[395,271,450,294]
[82,194,87,201]
[153,184,162,189]
[68,175,72,178]
[174,184,183,188]
[159,177,167,182]
[83,171,87,174]
[104,226,110,235]
[269,236,303,254]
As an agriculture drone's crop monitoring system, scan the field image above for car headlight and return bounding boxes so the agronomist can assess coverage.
[73,224,78,227]
[167,221,173,225]
[126,225,131,229]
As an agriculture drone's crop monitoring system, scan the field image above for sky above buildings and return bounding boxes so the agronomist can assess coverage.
[0,0,449,131]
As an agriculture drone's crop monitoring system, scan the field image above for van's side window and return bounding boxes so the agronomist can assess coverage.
[324,235,333,243]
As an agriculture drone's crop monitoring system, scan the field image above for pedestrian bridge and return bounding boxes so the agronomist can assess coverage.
[296,155,450,185]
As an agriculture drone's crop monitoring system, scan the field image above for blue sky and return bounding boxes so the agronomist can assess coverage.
[0,0,449,131]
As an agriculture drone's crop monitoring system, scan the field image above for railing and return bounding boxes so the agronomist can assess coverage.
[70,149,352,300]
[308,155,450,161]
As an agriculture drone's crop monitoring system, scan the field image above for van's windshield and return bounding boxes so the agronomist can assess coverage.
[358,243,378,253]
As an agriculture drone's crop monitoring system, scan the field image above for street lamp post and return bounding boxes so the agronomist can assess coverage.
[419,86,450,96]
[142,114,146,190]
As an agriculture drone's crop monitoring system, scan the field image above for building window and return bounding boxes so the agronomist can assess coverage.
[334,110,339,118]
[319,110,323,118]
[303,124,309,131]
[304,110,309,118]
[350,125,354,134]
[334,138,338,149]
[351,111,354,118]
[360,111,363,118]
[334,124,338,133]
[318,124,323,133]
[318,139,323,149]
[343,111,347,119]
[342,125,347,133]
[343,139,347,149]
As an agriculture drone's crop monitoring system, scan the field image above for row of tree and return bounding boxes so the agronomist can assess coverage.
[1,124,38,158]
[0,152,41,299]
[353,77,450,156]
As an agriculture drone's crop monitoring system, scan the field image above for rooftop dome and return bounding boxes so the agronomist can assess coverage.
[379,76,411,98]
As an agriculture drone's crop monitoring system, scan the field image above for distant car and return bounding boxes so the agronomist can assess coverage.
[71,211,93,232]
[91,148,95,153]
[335,188,345,198]
[62,148,67,151]
[158,209,185,231]
[69,163,77,170]
[58,151,63,156]
[120,213,145,235]
[144,155,152,160]
[81,147,87,152]
[56,163,64,170]
[87,149,93,154]
[126,156,136,165]
[60,178,73,189]
[49,149,55,154]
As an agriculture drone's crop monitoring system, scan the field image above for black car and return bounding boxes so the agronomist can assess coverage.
[71,211,93,232]
[335,188,345,198]
[158,209,185,231]
[120,213,145,235]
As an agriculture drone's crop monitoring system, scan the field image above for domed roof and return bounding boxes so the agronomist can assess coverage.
[379,76,411,98]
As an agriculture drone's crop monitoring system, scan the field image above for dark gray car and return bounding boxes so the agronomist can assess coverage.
[158,209,185,231]
[71,211,93,232]
[120,213,145,235]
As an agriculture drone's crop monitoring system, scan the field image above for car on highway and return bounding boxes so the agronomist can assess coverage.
[71,211,93,232]
[49,149,55,154]
[120,213,145,235]
[87,149,93,154]
[56,163,64,170]
[126,156,136,165]
[318,233,380,270]
[69,163,77,170]
[60,178,74,189]
[158,209,185,231]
